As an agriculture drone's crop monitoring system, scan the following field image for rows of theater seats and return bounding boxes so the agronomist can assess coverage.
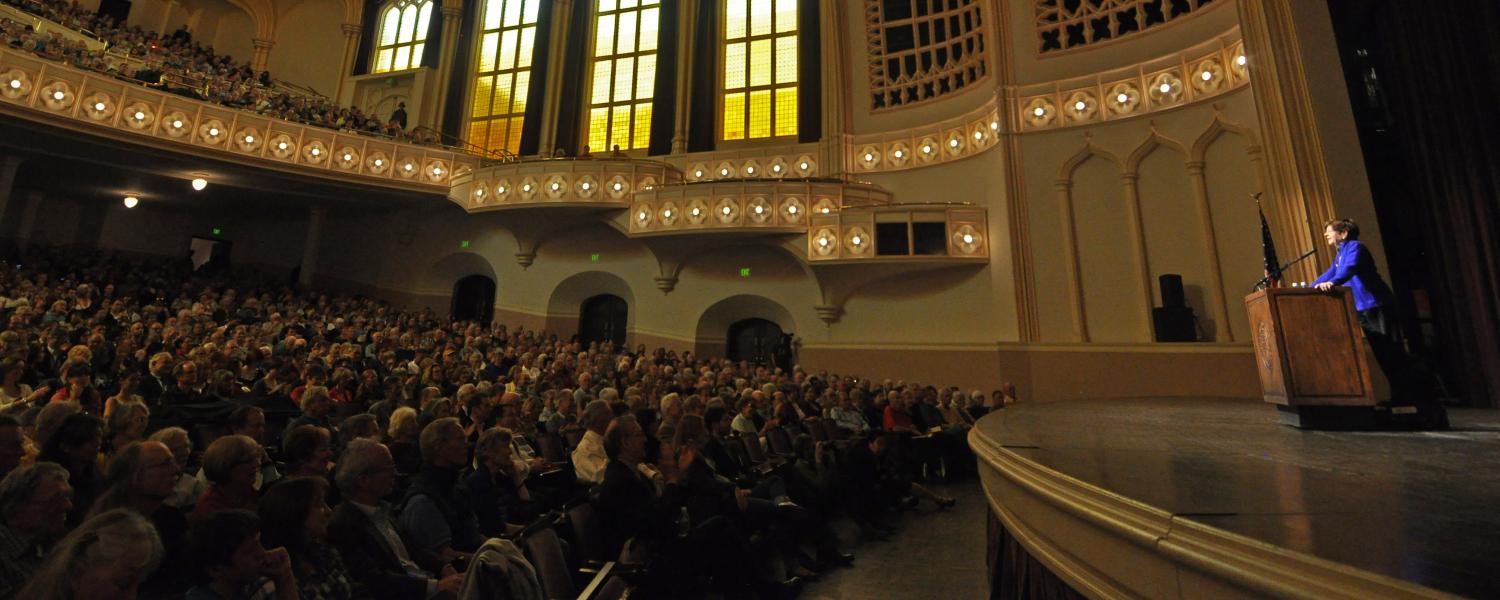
[0,245,1002,598]
[1,0,418,141]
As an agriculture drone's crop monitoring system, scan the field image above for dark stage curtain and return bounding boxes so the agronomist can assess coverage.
[986,511,1086,600]
[1329,0,1500,407]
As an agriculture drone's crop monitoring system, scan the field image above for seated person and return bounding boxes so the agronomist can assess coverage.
[399,418,483,564]
[465,427,532,537]
[257,476,355,599]
[183,509,298,600]
[17,508,164,599]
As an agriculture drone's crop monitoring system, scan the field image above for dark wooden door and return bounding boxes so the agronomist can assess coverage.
[579,294,628,346]
[727,318,784,366]
[451,275,496,324]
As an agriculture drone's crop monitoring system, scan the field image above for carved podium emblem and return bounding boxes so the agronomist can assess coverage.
[1256,320,1273,372]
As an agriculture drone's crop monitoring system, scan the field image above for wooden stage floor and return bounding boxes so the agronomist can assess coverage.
[980,398,1500,598]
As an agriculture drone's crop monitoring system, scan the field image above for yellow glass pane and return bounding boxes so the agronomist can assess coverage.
[499,29,518,70]
[748,89,771,138]
[487,121,509,153]
[724,42,746,89]
[518,27,536,68]
[380,6,400,45]
[512,72,530,114]
[749,39,771,86]
[726,0,747,40]
[506,117,524,152]
[503,0,522,27]
[411,42,425,66]
[618,10,637,54]
[613,56,634,102]
[590,61,613,104]
[589,107,609,153]
[375,48,394,73]
[523,0,540,24]
[599,0,616,11]
[492,73,513,115]
[472,76,494,117]
[610,106,631,151]
[750,0,772,36]
[484,0,502,30]
[775,87,797,136]
[394,45,411,70]
[775,36,797,84]
[399,4,418,43]
[775,0,796,33]
[620,0,637,8]
[416,1,433,41]
[634,55,656,100]
[632,102,652,149]
[479,32,498,72]
[594,14,615,56]
[642,0,659,5]
[468,121,488,147]
[639,7,659,52]
[723,92,745,140]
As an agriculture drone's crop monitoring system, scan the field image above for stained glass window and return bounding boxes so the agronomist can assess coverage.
[723,0,796,141]
[373,0,434,73]
[586,0,661,152]
[469,0,541,155]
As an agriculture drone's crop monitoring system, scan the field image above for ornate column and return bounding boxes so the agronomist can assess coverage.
[431,0,467,130]
[250,38,275,73]
[537,0,574,155]
[1055,180,1089,342]
[1186,160,1233,341]
[299,206,326,287]
[335,23,362,103]
[1236,0,1337,281]
[670,0,696,154]
[817,0,851,176]
[1120,173,1156,341]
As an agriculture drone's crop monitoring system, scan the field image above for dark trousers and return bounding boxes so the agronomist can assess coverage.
[1358,306,1419,403]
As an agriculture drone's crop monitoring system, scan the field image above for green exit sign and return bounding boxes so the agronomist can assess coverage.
[211,227,221,236]
[460,240,471,249]
[591,253,600,262]
[740,267,751,277]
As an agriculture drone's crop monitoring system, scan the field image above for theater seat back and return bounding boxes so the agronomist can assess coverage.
[523,527,576,600]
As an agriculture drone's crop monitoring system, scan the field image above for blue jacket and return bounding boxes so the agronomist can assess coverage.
[1312,240,1393,312]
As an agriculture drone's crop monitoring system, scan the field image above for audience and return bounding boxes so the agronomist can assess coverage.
[0,244,997,597]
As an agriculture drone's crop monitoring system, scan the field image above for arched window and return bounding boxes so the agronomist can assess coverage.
[586,0,662,153]
[373,0,434,73]
[722,0,797,141]
[470,0,542,155]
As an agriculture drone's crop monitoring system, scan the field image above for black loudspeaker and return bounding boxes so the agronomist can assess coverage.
[1159,274,1186,308]
[1153,307,1197,342]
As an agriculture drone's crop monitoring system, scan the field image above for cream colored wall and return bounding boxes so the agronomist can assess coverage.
[1019,87,1263,343]
[126,0,256,65]
[1000,0,1242,84]
[266,0,345,93]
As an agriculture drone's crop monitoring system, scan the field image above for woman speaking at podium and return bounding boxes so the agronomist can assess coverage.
[1311,219,1428,414]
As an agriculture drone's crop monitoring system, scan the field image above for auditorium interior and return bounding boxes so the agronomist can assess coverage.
[0,0,1497,598]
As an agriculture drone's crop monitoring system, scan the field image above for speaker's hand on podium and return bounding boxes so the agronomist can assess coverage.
[1314,282,1334,291]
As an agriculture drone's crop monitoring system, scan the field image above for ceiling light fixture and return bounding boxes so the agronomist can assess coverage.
[132,111,145,120]
[51,90,64,100]
[122,196,139,208]
[191,178,207,191]
[1159,83,1172,93]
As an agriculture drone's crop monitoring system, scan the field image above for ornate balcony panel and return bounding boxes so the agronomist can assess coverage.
[808,204,988,264]
[628,180,893,238]
[670,142,823,183]
[450,158,683,212]
[0,47,476,191]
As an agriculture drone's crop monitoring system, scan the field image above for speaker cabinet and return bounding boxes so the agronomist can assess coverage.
[1159,274,1186,308]
[1153,306,1197,342]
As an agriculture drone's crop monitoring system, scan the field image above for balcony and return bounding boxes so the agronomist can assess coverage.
[626,179,893,238]
[449,157,682,212]
[807,203,989,264]
[0,46,477,192]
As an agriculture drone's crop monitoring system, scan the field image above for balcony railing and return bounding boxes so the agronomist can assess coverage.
[0,46,478,190]
[451,157,682,211]
[627,179,894,237]
[807,203,988,263]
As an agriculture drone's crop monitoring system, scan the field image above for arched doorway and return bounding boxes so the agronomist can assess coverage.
[451,275,496,324]
[579,294,628,346]
[727,318,790,368]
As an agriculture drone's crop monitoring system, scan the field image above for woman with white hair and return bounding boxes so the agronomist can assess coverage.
[16,508,164,599]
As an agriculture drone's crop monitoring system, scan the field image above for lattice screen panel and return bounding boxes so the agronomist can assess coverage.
[866,0,989,110]
[1035,0,1217,54]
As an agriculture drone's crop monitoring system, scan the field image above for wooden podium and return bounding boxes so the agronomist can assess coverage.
[1244,288,1377,428]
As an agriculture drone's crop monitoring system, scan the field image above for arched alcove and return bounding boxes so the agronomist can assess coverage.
[544,271,636,341]
[579,294,628,346]
[694,294,797,362]
[452,275,496,323]
[725,318,791,369]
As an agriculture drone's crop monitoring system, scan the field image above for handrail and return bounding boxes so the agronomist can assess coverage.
[412,125,515,164]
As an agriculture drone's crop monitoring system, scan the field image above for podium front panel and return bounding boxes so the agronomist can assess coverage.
[1275,293,1367,400]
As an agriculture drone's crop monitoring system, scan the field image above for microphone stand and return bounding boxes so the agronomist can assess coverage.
[1253,249,1317,291]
